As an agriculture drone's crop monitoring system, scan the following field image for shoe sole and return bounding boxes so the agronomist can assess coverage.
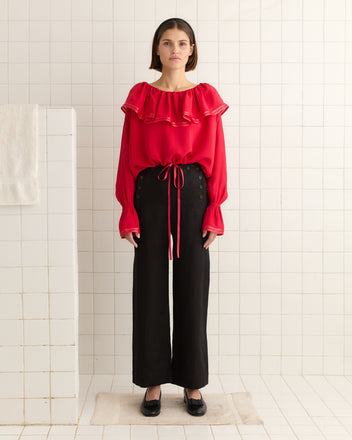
[141,408,160,416]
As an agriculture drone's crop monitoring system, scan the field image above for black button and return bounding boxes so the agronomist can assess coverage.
[140,175,144,179]
[200,194,203,199]
[136,195,140,199]
[200,185,203,189]
[186,165,190,170]
[138,185,142,189]
[198,175,202,179]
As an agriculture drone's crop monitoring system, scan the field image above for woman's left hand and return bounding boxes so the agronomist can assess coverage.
[202,230,217,249]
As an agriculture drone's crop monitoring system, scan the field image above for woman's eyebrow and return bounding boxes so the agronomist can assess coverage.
[161,39,188,42]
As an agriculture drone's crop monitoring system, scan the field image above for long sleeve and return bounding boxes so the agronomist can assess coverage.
[202,113,228,235]
[115,109,140,239]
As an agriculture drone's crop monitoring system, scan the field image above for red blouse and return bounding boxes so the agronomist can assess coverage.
[115,81,229,260]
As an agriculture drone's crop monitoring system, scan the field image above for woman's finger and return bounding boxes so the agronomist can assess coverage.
[125,232,139,248]
[202,231,217,249]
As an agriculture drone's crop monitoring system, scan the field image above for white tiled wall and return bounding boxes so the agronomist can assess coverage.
[0,0,351,416]
[0,107,79,424]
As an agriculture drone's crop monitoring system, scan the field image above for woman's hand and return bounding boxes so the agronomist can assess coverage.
[202,230,217,249]
[125,231,140,248]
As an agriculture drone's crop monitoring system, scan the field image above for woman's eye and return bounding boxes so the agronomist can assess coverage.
[163,42,187,46]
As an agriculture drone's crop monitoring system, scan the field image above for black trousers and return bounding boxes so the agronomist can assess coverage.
[132,162,210,389]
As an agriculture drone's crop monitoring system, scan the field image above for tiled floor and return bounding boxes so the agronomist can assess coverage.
[1,374,352,439]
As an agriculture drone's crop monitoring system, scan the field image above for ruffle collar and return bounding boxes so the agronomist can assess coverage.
[121,82,229,127]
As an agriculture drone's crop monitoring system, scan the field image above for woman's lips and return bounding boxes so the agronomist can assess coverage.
[170,58,180,60]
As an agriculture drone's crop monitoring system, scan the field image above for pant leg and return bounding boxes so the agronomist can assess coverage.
[132,166,172,387]
[170,163,210,389]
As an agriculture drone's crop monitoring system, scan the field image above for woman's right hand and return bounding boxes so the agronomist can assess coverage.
[125,232,140,248]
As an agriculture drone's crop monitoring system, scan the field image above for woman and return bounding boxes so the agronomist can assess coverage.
[115,18,229,417]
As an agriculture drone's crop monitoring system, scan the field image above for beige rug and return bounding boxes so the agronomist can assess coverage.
[90,392,264,425]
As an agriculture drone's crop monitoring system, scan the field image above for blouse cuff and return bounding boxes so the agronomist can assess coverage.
[119,204,140,239]
[202,202,225,235]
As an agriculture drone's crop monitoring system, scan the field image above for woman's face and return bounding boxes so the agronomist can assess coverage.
[156,28,194,71]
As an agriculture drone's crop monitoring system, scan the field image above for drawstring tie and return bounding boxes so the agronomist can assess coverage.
[157,163,184,260]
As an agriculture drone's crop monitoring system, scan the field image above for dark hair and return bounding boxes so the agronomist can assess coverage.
[149,18,198,72]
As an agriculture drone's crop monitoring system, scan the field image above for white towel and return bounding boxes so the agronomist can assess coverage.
[0,104,39,205]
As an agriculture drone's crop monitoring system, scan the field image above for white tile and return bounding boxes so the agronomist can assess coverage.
[24,372,50,398]
[48,214,75,240]
[47,162,73,188]
[23,292,49,320]
[22,241,47,266]
[50,293,75,319]
[49,266,75,292]
[50,319,76,345]
[0,373,23,398]
[47,136,74,162]
[49,397,78,424]
[48,241,75,266]
[51,372,76,398]
[24,320,50,345]
[0,241,21,266]
[24,398,50,424]
[0,293,21,319]
[47,109,74,135]
[0,319,22,346]
[51,346,77,372]
[0,399,23,424]
[48,188,74,214]
[0,215,21,240]
[21,214,48,240]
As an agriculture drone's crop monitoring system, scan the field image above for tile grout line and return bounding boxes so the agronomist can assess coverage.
[259,0,262,376]
[48,0,53,425]
[300,0,304,378]
[322,0,326,377]
[280,0,283,379]
[343,0,346,378]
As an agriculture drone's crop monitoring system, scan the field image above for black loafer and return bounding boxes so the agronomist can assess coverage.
[184,388,207,416]
[140,388,161,416]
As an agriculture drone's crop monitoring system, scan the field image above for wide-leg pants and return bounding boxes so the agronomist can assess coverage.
[132,162,210,389]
